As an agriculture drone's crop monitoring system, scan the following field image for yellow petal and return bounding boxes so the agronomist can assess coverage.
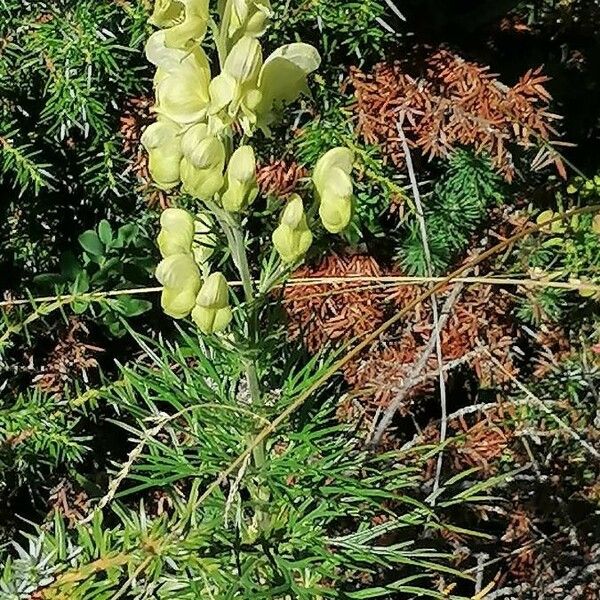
[257,43,320,129]
[280,194,306,229]
[221,145,258,212]
[273,224,312,263]
[157,208,195,257]
[196,271,229,309]
[191,305,233,334]
[161,286,199,319]
[191,305,216,333]
[180,158,225,200]
[209,73,237,114]
[164,0,209,48]
[140,120,182,189]
[312,149,354,233]
[155,254,201,318]
[155,253,200,291]
[212,306,233,332]
[272,195,313,262]
[313,147,354,192]
[145,31,189,70]
[244,4,271,38]
[319,195,352,234]
[181,125,226,170]
[154,47,211,124]
[224,0,272,41]
[150,0,183,27]
[227,145,256,182]
[224,36,262,84]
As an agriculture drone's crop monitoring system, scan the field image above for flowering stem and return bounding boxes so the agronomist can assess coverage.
[224,210,272,529]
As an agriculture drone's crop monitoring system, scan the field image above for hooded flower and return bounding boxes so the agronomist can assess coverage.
[208,37,320,135]
[272,194,313,263]
[192,272,233,334]
[155,208,201,318]
[208,35,263,131]
[180,124,226,199]
[313,147,354,233]
[255,43,320,133]
[219,0,272,49]
[140,118,182,189]
[156,254,202,318]
[157,208,195,256]
[150,0,209,49]
[153,44,211,125]
[221,145,258,212]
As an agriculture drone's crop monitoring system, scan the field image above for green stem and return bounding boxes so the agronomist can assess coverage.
[205,203,268,522]
[224,211,273,530]
[229,215,256,306]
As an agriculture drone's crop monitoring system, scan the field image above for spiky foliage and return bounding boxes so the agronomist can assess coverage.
[0,328,487,598]
[0,390,89,487]
[398,149,504,275]
[269,0,402,66]
[0,0,150,283]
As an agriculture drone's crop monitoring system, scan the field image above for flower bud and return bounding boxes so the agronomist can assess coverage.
[155,253,202,318]
[221,146,258,212]
[191,272,233,334]
[313,148,354,233]
[272,194,313,263]
[180,124,226,199]
[140,119,182,189]
[157,208,195,257]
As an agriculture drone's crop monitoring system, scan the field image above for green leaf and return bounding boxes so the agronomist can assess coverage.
[115,223,138,248]
[60,251,84,280]
[98,219,113,245]
[72,299,90,314]
[93,257,123,285]
[113,297,153,317]
[33,273,65,286]
[72,270,90,294]
[79,230,105,256]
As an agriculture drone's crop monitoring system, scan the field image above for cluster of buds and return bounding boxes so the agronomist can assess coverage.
[142,0,357,333]
[155,208,230,332]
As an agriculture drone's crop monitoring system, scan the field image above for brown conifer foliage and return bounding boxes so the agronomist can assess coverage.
[350,50,567,181]
[283,254,517,415]
[256,160,308,199]
[284,254,387,353]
